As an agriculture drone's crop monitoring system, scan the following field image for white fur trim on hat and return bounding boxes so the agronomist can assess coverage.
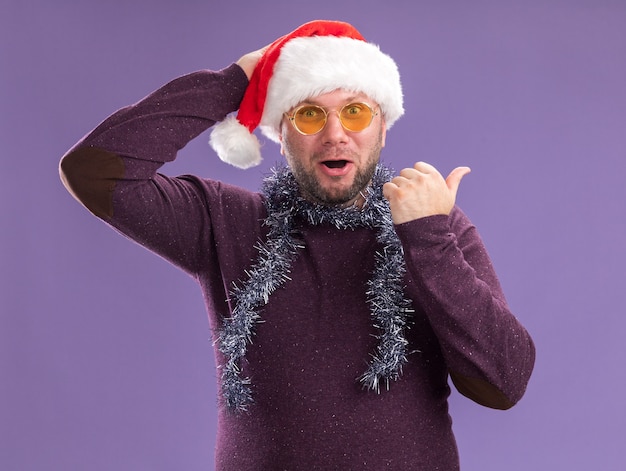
[209,115,262,169]
[259,35,404,142]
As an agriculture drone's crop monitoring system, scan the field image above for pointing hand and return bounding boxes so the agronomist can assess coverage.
[383,162,471,225]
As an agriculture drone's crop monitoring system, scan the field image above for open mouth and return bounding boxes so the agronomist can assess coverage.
[322,160,349,169]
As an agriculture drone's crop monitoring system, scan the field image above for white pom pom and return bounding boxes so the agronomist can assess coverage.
[209,115,263,169]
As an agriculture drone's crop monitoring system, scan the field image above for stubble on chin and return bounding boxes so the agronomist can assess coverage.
[283,129,384,207]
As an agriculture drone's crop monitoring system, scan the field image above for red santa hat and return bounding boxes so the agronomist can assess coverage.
[210,20,404,169]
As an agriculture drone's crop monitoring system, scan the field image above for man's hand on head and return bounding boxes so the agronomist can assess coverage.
[236,45,270,80]
[383,162,471,225]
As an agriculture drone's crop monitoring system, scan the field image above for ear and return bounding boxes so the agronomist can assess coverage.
[278,123,286,155]
[381,119,387,148]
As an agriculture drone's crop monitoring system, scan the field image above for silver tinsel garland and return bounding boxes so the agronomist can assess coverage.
[218,164,414,412]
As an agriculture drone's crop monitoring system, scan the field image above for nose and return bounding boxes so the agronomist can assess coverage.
[321,110,349,144]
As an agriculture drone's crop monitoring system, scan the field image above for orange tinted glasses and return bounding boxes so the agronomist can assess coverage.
[285,102,379,135]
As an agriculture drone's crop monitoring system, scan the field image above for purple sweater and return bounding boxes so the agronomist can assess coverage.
[60,64,535,470]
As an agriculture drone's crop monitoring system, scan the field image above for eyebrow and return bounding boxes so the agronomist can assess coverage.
[300,95,363,106]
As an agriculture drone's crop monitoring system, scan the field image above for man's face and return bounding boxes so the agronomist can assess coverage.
[279,89,387,207]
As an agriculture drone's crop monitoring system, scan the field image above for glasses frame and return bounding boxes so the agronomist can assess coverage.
[284,102,379,136]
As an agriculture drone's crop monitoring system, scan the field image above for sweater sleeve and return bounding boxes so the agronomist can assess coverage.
[396,207,535,410]
[59,64,251,275]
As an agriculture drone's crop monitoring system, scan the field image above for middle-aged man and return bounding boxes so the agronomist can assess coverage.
[60,19,535,471]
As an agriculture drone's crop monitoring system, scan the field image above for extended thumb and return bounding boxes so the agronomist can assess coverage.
[446,166,471,195]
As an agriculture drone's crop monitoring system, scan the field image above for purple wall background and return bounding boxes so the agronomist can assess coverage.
[2,1,625,469]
